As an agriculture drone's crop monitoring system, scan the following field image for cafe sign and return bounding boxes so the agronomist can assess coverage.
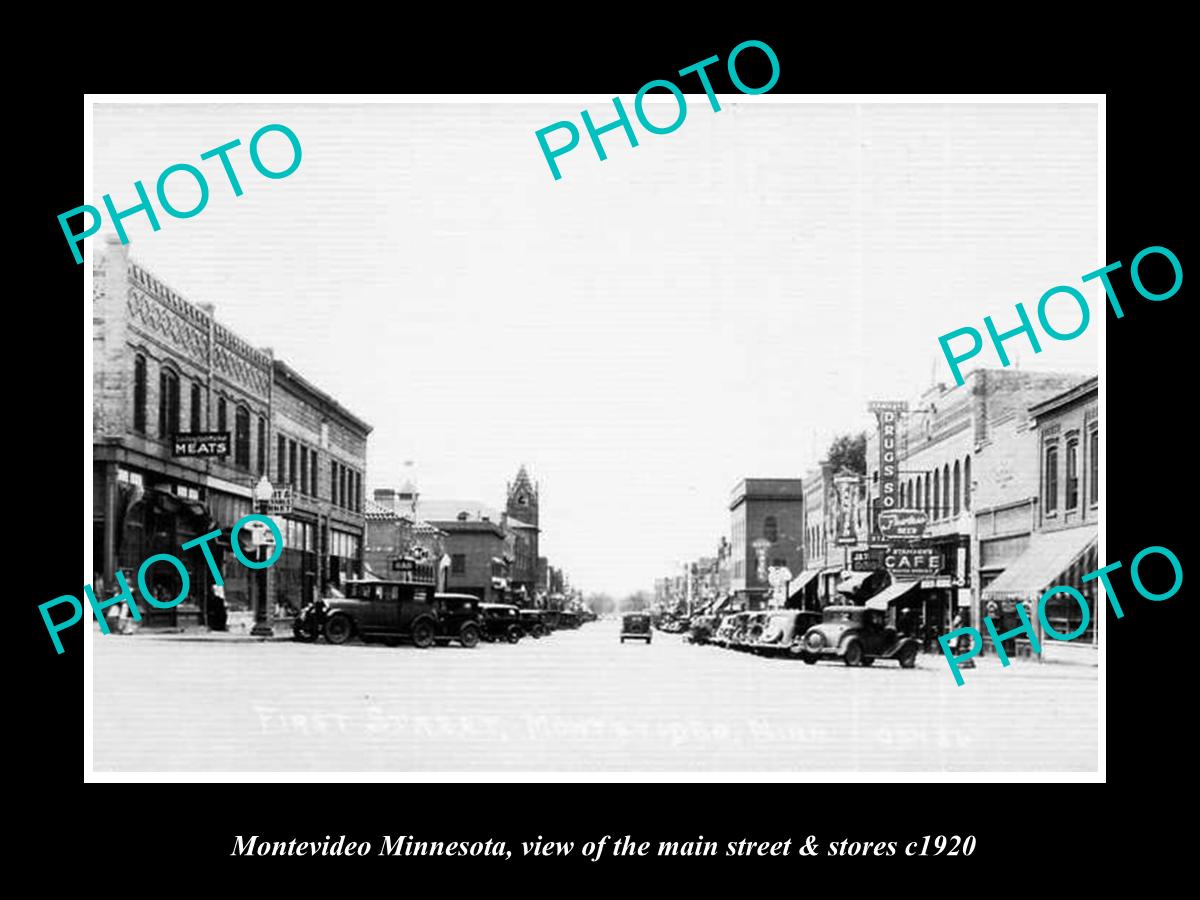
[884,547,943,579]
[878,509,928,540]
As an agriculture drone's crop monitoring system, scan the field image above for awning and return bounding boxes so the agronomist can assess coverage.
[982,526,1097,602]
[866,579,922,611]
[788,568,822,599]
[836,571,871,595]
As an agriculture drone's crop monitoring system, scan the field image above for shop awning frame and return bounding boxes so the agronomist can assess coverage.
[787,568,822,599]
[982,526,1097,602]
[866,579,922,611]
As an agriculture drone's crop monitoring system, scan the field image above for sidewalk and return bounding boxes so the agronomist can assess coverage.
[94,614,297,642]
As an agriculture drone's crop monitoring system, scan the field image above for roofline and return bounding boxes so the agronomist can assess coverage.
[1028,375,1099,418]
[273,359,373,435]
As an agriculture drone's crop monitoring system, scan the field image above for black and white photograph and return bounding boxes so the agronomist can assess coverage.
[83,96,1103,775]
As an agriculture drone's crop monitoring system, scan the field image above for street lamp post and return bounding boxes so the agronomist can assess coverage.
[251,475,275,638]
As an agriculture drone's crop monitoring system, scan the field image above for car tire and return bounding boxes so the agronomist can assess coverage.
[899,646,918,669]
[323,614,354,645]
[844,640,864,667]
[861,656,875,666]
[802,656,817,665]
[411,619,436,649]
[620,637,625,644]
[459,623,481,649]
[506,627,522,644]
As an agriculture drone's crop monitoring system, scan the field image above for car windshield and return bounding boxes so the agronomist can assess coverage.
[824,609,860,624]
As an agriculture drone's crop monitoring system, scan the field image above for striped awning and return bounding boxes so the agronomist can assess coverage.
[982,526,1097,602]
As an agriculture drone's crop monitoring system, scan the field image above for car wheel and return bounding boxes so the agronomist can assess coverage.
[459,623,481,649]
[323,614,354,645]
[861,656,875,666]
[620,637,625,644]
[843,640,864,667]
[293,621,319,643]
[533,625,546,638]
[411,619,436,649]
[506,627,522,644]
[899,646,918,669]
[802,656,817,665]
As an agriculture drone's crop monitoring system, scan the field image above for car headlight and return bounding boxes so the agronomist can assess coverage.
[806,632,825,649]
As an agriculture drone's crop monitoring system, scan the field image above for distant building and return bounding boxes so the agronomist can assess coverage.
[364,490,446,582]
[729,478,804,608]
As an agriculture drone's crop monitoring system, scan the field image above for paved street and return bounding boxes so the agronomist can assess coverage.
[92,618,1098,772]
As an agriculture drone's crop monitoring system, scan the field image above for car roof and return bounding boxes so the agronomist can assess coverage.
[436,593,480,601]
[824,605,865,613]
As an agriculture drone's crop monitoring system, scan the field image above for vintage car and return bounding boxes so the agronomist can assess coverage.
[685,613,721,644]
[713,611,747,647]
[518,608,548,638]
[752,610,822,656]
[558,611,582,630]
[620,612,653,644]
[480,603,525,643]
[793,605,919,667]
[735,612,772,649]
[312,579,482,649]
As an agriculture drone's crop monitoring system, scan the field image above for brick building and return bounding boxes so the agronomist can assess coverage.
[433,514,512,603]
[981,376,1098,662]
[92,238,273,626]
[864,368,1090,644]
[728,478,804,608]
[364,490,447,583]
[791,463,871,610]
[270,360,371,612]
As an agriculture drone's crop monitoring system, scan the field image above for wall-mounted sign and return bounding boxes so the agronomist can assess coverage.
[867,401,908,513]
[884,547,943,579]
[172,431,229,458]
[391,558,415,572]
[267,487,294,515]
[878,509,928,540]
[851,547,887,572]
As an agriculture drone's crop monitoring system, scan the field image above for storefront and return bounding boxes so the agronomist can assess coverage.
[981,525,1097,663]
[273,515,319,615]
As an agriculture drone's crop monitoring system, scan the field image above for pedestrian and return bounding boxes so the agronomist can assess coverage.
[209,583,228,631]
[951,608,975,667]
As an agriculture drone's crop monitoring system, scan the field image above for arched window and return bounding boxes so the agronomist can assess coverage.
[899,483,906,508]
[964,455,972,511]
[217,396,227,434]
[235,405,251,469]
[924,472,931,516]
[133,354,147,434]
[257,417,267,474]
[933,469,940,520]
[916,478,923,513]
[190,382,202,432]
[908,479,915,510]
[943,464,951,517]
[763,516,778,543]
[158,366,180,438]
[953,460,961,516]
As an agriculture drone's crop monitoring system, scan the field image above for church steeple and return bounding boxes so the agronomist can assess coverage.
[506,464,538,526]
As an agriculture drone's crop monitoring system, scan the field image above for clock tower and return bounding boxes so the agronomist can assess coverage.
[505,465,540,598]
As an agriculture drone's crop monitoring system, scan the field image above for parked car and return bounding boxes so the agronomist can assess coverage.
[735,612,771,649]
[620,612,653,644]
[794,605,920,667]
[753,610,822,655]
[686,613,720,644]
[558,611,582,629]
[713,611,746,647]
[293,597,326,642]
[480,603,525,643]
[518,608,548,638]
[314,579,481,649]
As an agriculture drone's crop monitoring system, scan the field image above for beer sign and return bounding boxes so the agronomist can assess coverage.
[878,509,928,540]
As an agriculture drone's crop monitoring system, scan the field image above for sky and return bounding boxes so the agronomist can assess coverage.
[91,100,1099,597]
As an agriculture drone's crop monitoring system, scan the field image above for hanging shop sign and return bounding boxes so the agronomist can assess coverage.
[867,400,908,513]
[833,474,860,546]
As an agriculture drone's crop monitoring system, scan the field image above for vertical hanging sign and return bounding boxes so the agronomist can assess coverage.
[867,400,908,513]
